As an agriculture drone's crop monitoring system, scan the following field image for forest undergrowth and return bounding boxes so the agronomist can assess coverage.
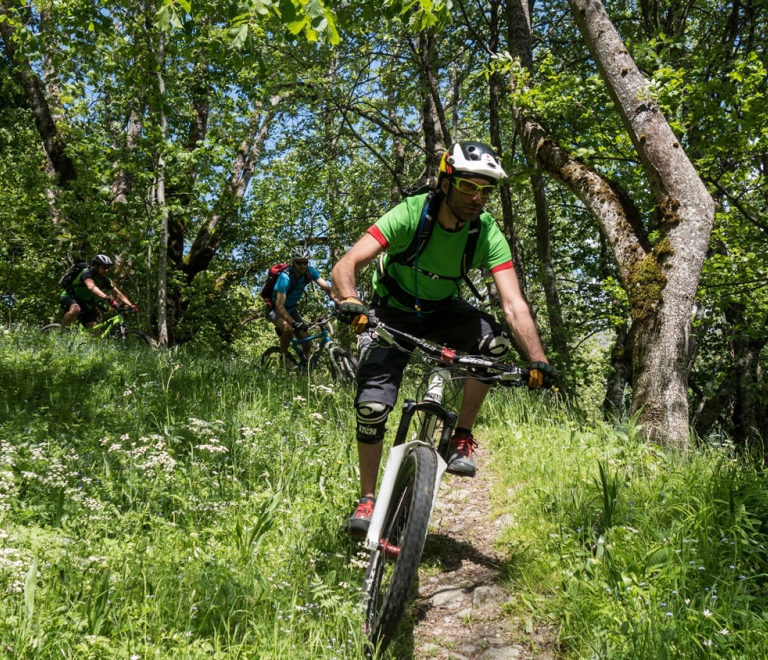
[1,326,767,659]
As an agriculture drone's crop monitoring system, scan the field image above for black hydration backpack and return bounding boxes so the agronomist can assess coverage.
[59,261,89,294]
[376,190,483,314]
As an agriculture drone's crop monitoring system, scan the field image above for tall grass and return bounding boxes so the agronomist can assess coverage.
[0,327,368,658]
[483,392,768,659]
[4,326,768,658]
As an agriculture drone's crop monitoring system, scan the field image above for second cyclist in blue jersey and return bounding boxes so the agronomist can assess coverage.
[266,246,334,359]
[332,141,560,539]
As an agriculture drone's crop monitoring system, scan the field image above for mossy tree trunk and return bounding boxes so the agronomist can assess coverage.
[569,0,715,447]
[508,0,715,447]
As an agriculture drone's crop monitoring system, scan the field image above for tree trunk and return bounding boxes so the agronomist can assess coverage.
[183,104,277,280]
[154,31,169,348]
[603,323,632,418]
[568,0,715,447]
[415,32,444,180]
[111,105,144,204]
[0,2,76,188]
[532,167,572,368]
[504,0,570,366]
[416,31,451,149]
[487,0,529,300]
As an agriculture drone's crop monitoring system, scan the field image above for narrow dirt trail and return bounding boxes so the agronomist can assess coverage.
[405,446,559,660]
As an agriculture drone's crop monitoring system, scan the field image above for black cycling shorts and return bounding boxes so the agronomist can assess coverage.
[354,299,505,409]
[266,308,305,331]
[60,296,99,325]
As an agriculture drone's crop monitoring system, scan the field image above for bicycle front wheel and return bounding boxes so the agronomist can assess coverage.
[363,444,436,653]
[111,326,155,348]
[261,346,299,371]
[40,323,62,333]
[328,348,358,384]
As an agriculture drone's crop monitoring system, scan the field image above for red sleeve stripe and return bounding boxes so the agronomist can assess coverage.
[490,261,514,274]
[367,226,389,249]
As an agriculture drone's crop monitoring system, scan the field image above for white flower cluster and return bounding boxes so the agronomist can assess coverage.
[0,545,29,594]
[194,437,228,454]
[130,435,177,478]
[0,440,19,513]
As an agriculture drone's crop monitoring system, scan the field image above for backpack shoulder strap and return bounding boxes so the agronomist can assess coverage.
[460,218,481,276]
[460,217,484,300]
[389,192,437,265]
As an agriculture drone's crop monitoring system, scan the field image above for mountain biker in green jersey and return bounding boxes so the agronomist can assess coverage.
[332,141,559,539]
[60,255,138,329]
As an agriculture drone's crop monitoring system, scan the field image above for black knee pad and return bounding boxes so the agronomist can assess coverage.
[355,401,392,444]
[471,330,510,382]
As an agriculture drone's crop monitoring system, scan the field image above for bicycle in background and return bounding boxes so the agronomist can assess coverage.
[261,316,358,384]
[360,320,537,654]
[41,304,154,348]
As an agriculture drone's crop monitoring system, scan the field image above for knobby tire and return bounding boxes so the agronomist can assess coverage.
[110,326,154,348]
[329,348,358,384]
[40,323,62,333]
[364,444,436,654]
[261,345,300,371]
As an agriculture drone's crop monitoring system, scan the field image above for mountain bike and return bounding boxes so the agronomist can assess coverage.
[261,316,358,383]
[360,320,533,655]
[41,303,154,348]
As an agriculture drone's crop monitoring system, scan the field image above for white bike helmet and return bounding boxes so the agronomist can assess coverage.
[439,142,508,182]
[92,254,114,267]
[290,246,311,261]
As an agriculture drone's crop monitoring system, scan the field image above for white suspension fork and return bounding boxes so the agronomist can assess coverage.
[364,441,447,551]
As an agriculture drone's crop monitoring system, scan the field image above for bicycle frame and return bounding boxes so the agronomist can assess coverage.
[362,321,527,552]
[91,312,126,338]
[289,323,331,370]
[288,319,354,381]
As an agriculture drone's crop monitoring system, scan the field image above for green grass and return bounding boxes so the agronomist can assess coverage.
[484,394,768,659]
[3,326,768,659]
[1,327,368,658]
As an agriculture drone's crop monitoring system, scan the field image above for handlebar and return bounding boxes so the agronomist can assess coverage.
[367,319,531,387]
[310,316,334,328]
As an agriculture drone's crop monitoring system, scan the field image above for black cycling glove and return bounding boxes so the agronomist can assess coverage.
[529,361,559,389]
[337,297,369,333]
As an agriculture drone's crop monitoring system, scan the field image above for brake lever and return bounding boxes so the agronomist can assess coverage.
[374,325,395,347]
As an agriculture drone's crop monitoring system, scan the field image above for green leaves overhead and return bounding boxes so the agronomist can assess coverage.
[283,0,340,44]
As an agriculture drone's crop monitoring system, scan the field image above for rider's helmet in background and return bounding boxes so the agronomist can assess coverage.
[438,142,508,183]
[290,246,311,261]
[92,254,114,267]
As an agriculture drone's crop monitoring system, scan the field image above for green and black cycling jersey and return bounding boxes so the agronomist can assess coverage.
[60,266,114,302]
[367,192,514,312]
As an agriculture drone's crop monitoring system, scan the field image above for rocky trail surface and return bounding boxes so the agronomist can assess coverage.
[402,447,559,660]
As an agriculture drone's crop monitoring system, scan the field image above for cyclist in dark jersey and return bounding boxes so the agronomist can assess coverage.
[332,142,559,538]
[60,254,138,328]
